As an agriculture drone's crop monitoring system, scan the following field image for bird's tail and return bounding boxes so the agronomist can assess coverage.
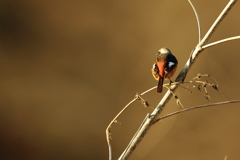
[157,77,164,93]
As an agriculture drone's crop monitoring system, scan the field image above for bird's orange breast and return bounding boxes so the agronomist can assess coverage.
[156,61,167,78]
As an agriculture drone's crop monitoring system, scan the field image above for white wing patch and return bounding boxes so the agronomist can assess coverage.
[168,62,175,68]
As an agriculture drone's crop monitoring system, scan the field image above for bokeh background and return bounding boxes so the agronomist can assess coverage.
[0,0,240,160]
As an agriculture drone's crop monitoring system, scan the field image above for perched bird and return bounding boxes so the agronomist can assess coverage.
[151,48,178,93]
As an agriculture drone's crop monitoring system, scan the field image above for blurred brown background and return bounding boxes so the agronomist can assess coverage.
[0,0,240,160]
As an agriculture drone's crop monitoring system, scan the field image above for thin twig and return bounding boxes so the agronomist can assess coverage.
[164,85,184,108]
[154,100,240,123]
[188,0,202,42]
[202,35,240,49]
[106,99,135,160]
[140,86,157,95]
[106,86,156,160]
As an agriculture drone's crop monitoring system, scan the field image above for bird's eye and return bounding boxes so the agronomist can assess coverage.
[156,52,160,56]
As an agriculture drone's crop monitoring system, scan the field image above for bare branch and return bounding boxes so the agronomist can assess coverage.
[106,98,136,160]
[199,0,237,46]
[154,100,240,123]
[106,86,156,160]
[202,35,240,49]
[140,86,157,95]
[188,0,202,42]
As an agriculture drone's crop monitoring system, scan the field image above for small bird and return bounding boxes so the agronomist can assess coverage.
[151,48,178,93]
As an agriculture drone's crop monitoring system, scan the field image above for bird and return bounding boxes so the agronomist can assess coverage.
[151,48,178,93]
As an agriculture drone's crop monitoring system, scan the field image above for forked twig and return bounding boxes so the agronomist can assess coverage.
[192,74,230,100]
[199,0,237,47]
